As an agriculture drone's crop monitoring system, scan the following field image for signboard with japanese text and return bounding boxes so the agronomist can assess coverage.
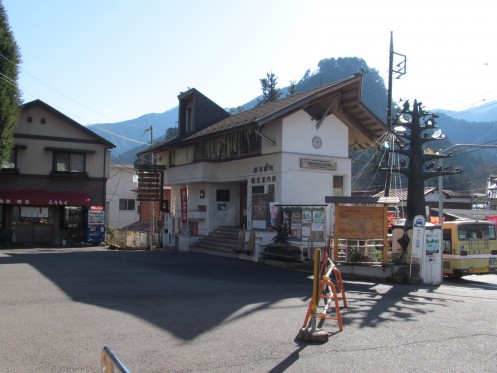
[335,205,385,239]
[180,188,188,224]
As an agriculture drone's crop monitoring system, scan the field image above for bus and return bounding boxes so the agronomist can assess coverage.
[442,220,497,277]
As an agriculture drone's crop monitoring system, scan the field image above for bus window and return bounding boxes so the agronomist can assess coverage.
[458,224,496,240]
[487,225,496,239]
[442,229,452,254]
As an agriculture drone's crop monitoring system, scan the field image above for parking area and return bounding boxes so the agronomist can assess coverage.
[0,246,496,372]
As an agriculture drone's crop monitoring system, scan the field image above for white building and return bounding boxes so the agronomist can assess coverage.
[106,164,140,228]
[138,75,387,258]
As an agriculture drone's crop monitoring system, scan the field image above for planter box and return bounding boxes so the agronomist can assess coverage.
[336,262,419,283]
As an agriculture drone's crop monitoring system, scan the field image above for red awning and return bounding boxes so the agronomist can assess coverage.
[0,190,91,206]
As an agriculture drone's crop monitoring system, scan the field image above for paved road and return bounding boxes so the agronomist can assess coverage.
[0,246,496,372]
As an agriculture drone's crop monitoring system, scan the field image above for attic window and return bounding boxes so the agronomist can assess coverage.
[41,118,46,124]
[27,116,33,123]
[186,106,193,132]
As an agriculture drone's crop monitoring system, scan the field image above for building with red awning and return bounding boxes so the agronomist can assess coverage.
[0,100,115,245]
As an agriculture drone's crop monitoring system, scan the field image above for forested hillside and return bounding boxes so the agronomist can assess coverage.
[87,56,497,195]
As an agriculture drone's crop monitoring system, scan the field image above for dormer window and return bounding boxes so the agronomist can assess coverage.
[177,88,230,136]
[186,105,193,132]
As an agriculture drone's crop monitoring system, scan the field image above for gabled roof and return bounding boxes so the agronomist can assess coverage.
[143,74,387,154]
[373,187,473,200]
[22,99,116,149]
[430,208,497,221]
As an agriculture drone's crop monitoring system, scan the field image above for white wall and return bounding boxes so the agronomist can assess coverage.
[280,111,348,158]
[106,164,140,228]
[158,108,352,235]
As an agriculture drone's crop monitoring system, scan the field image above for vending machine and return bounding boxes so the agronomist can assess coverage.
[87,206,106,244]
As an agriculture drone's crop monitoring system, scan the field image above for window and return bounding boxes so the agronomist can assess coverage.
[27,116,33,123]
[252,185,265,194]
[185,106,193,132]
[119,198,135,211]
[333,176,344,196]
[458,224,496,240]
[443,229,452,254]
[193,128,261,161]
[54,152,85,173]
[216,190,230,202]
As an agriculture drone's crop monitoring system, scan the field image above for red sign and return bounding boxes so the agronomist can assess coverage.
[180,188,188,224]
[0,190,90,206]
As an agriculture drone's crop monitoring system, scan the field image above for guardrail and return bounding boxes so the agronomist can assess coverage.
[101,346,130,373]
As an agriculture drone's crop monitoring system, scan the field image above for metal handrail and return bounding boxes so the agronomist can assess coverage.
[101,346,131,373]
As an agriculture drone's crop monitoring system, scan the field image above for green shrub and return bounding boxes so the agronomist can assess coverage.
[105,225,120,249]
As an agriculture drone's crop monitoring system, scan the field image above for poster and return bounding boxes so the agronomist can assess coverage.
[272,206,326,244]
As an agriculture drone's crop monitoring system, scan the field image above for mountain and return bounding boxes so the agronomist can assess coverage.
[87,56,497,182]
[88,57,388,163]
[436,100,497,123]
[87,108,178,161]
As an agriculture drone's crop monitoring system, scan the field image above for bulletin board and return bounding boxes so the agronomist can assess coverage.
[252,194,272,229]
[276,205,326,245]
[335,205,385,239]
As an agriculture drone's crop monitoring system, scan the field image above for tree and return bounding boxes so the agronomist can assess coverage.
[256,72,282,107]
[286,80,297,97]
[0,2,22,165]
[296,57,387,120]
[165,126,178,140]
[228,106,244,115]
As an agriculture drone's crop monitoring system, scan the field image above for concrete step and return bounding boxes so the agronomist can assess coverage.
[191,226,242,257]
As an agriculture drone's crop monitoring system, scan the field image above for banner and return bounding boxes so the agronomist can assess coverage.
[180,188,187,224]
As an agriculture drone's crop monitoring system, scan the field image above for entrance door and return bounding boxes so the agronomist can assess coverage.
[239,183,247,229]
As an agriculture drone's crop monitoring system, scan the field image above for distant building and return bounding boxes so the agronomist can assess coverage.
[106,164,140,228]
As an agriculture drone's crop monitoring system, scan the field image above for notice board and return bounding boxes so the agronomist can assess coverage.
[335,205,385,239]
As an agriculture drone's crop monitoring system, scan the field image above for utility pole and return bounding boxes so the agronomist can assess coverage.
[145,126,154,250]
[384,32,407,196]
[134,125,165,251]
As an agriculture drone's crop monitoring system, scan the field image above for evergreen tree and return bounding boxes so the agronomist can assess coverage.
[228,106,244,114]
[296,57,387,120]
[256,72,282,106]
[286,80,297,97]
[165,126,178,140]
[0,1,21,165]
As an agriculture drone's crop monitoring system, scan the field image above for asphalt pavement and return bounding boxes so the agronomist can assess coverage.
[0,246,496,372]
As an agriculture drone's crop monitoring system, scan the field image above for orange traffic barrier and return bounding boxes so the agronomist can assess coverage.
[303,259,347,332]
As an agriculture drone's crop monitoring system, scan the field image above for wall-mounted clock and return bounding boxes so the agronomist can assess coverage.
[312,136,322,149]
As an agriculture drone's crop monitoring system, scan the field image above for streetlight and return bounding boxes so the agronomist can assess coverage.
[438,144,497,224]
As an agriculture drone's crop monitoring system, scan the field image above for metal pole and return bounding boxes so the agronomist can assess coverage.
[387,31,394,128]
[310,248,321,332]
[146,125,155,250]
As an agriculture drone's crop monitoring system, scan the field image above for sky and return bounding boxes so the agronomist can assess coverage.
[3,0,497,127]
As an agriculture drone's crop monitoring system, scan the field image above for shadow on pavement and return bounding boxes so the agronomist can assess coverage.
[0,247,466,341]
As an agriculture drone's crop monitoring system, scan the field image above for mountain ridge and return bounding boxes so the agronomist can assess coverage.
[86,57,497,165]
